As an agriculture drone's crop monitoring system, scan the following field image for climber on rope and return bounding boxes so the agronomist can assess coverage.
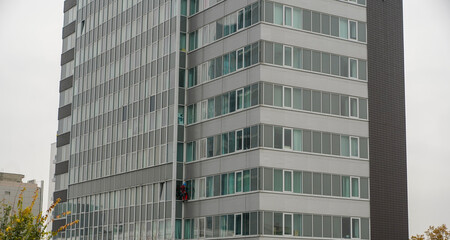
[180,182,188,202]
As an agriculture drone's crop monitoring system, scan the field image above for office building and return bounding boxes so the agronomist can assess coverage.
[0,172,43,217]
[54,0,408,239]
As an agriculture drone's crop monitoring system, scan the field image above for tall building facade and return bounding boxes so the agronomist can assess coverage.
[54,0,408,239]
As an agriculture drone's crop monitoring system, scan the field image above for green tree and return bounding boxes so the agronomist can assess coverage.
[0,188,78,239]
[411,224,450,240]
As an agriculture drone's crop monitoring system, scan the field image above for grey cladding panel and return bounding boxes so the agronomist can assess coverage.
[56,132,70,147]
[53,189,68,202]
[61,48,74,65]
[367,0,409,239]
[58,104,72,120]
[64,0,76,12]
[62,21,76,39]
[60,76,73,92]
[68,164,173,198]
[52,219,66,233]
[55,161,69,175]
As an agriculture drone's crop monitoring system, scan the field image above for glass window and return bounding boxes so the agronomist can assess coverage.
[350,58,358,79]
[206,176,214,197]
[243,170,250,192]
[340,56,349,77]
[208,98,215,119]
[294,214,302,236]
[229,91,236,112]
[229,131,236,153]
[274,126,283,149]
[349,20,357,40]
[359,137,368,159]
[293,129,302,151]
[322,14,330,35]
[331,16,339,37]
[238,9,244,30]
[339,18,348,39]
[284,6,292,26]
[322,53,331,74]
[251,42,259,65]
[284,87,292,107]
[303,172,312,194]
[303,130,311,152]
[293,171,302,193]
[293,8,302,29]
[359,60,367,80]
[313,173,322,195]
[330,93,340,115]
[331,54,340,76]
[312,91,321,113]
[274,169,283,192]
[312,131,321,154]
[237,49,244,69]
[223,54,230,75]
[264,42,274,64]
[341,96,349,116]
[303,214,312,237]
[264,212,273,235]
[322,92,331,114]
[284,214,293,235]
[222,134,228,155]
[251,2,260,25]
[303,10,311,31]
[303,89,311,111]
[303,49,311,70]
[284,170,292,192]
[236,171,242,192]
[244,86,251,108]
[244,46,251,67]
[215,96,222,117]
[341,136,350,157]
[243,127,251,150]
[237,89,244,110]
[333,216,342,238]
[322,132,331,155]
[323,174,332,196]
[274,3,283,25]
[274,213,283,235]
[351,137,359,157]
[264,125,274,148]
[235,214,242,235]
[358,22,367,42]
[265,1,274,23]
[361,218,370,239]
[251,168,258,191]
[342,217,351,238]
[313,215,322,237]
[312,51,321,72]
[293,47,302,69]
[312,12,320,33]
[236,130,243,151]
[230,51,237,73]
[222,94,229,115]
[274,43,283,66]
[251,84,259,106]
[360,177,369,199]
[245,6,252,27]
[284,46,293,67]
[221,174,228,195]
[264,168,273,191]
[342,176,350,197]
[293,88,302,110]
[352,177,359,197]
[350,97,358,117]
[251,126,258,148]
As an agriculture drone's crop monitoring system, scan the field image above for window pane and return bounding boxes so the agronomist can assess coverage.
[244,87,251,108]
[313,215,322,237]
[236,130,243,151]
[303,10,311,31]
[303,49,311,70]
[322,53,330,74]
[312,12,320,33]
[361,218,370,239]
[235,214,242,235]
[284,171,292,192]
[350,59,358,78]
[331,16,339,37]
[284,214,292,235]
[228,173,235,194]
[236,172,242,192]
[359,59,367,80]
[274,126,283,149]
[284,46,292,66]
[294,214,302,236]
[303,172,312,194]
[274,169,283,192]
[245,6,252,27]
[313,173,322,195]
[303,214,312,237]
[264,168,273,191]
[351,137,359,157]
[244,127,250,150]
[274,3,283,25]
[244,46,251,67]
[312,51,321,72]
[322,14,330,35]
[284,128,292,150]
[229,131,235,153]
[312,91,321,113]
[331,93,340,115]
[352,218,360,238]
[333,216,342,238]
[264,42,274,64]
[222,94,229,115]
[293,8,302,29]
[238,10,244,30]
[284,87,292,108]
[303,89,311,111]
[303,130,312,152]
[339,18,348,38]
[251,42,259,65]
[341,136,350,157]
[230,51,237,73]
[331,54,340,76]
[342,176,350,197]
[359,98,367,119]
[223,54,230,75]
[360,177,369,199]
[313,131,321,154]
[237,49,244,69]
[293,129,302,151]
[359,137,368,159]
[273,85,283,107]
[274,213,283,235]
[293,88,302,109]
[221,174,228,195]
[352,177,359,197]
[264,212,273,235]
[322,132,331,155]
[349,21,357,40]
[252,2,260,25]
[341,96,349,116]
[350,98,358,117]
[215,96,222,117]
[237,89,244,110]
[340,56,349,77]
[358,22,367,42]
[323,174,331,196]
[264,125,274,148]
[274,43,283,66]
[293,47,302,69]
[293,171,302,193]
[332,134,341,156]
[243,170,250,192]
[264,2,274,23]
[342,217,351,238]
[284,7,292,26]
[206,176,213,197]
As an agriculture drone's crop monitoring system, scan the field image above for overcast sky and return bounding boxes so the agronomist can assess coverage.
[0,0,449,236]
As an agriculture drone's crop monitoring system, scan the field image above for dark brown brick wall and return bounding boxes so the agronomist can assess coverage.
[367,0,409,239]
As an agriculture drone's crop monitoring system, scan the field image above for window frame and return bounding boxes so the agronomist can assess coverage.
[235,213,243,236]
[350,136,359,158]
[283,128,293,150]
[235,171,243,193]
[349,97,359,118]
[349,58,359,79]
[236,88,244,110]
[283,213,293,236]
[348,20,358,41]
[283,45,293,67]
[283,86,293,108]
[351,217,361,239]
[236,129,244,151]
[350,176,360,198]
[283,6,293,27]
